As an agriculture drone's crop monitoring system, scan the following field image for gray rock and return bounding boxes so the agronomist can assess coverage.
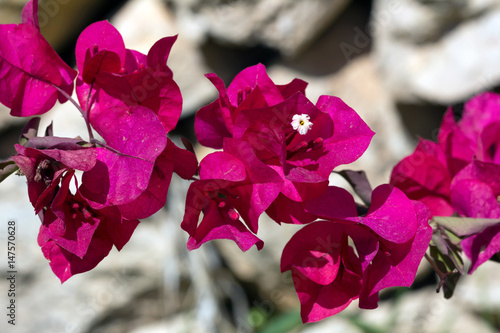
[358,285,498,333]
[168,0,352,56]
[373,0,500,104]
[454,260,500,313]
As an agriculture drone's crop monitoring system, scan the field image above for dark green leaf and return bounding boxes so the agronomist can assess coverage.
[430,225,464,274]
[258,310,302,333]
[442,271,461,299]
[0,159,19,183]
[428,246,462,298]
[433,216,500,237]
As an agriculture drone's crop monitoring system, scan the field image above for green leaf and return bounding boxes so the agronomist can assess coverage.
[442,271,461,299]
[258,310,302,333]
[428,246,462,298]
[432,216,500,237]
[0,159,19,183]
[427,220,467,299]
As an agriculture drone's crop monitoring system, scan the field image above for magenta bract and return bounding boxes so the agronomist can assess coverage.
[187,63,375,256]
[12,143,96,213]
[181,179,265,252]
[231,92,373,222]
[81,105,167,206]
[451,160,500,219]
[73,25,184,210]
[194,64,308,148]
[117,138,198,220]
[391,92,500,272]
[282,185,432,322]
[1,7,194,283]
[390,139,455,216]
[181,147,282,250]
[38,171,139,283]
[75,22,181,134]
[392,92,500,216]
[439,92,500,172]
[0,0,77,116]
[451,160,500,273]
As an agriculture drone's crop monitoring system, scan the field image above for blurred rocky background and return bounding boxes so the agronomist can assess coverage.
[1,0,500,332]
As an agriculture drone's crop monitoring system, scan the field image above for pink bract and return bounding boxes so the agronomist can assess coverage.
[75,21,181,134]
[181,179,265,252]
[0,0,77,116]
[451,160,500,219]
[390,139,454,216]
[283,185,432,322]
[451,160,500,273]
[181,148,282,251]
[231,92,373,222]
[194,64,308,148]
[391,92,500,218]
[81,105,167,206]
[12,142,96,213]
[192,64,373,233]
[117,138,198,220]
[3,3,195,283]
[439,92,500,172]
[38,171,139,283]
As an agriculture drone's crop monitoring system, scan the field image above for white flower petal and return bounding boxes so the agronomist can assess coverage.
[291,114,313,135]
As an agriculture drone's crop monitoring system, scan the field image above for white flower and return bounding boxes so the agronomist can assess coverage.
[291,114,313,135]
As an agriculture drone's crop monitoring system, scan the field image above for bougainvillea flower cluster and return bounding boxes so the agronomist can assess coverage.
[183,64,435,322]
[183,64,375,247]
[1,0,196,282]
[282,185,432,322]
[391,92,500,273]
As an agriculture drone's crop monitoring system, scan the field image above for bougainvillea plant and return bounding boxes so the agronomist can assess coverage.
[391,92,500,296]
[0,0,197,283]
[1,0,500,324]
